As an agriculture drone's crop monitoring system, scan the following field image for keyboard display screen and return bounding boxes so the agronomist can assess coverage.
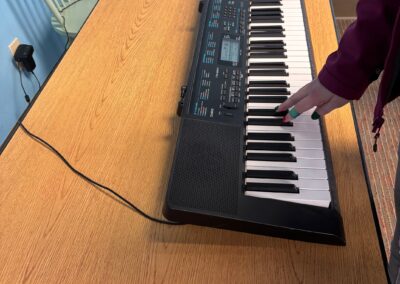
[220,38,240,63]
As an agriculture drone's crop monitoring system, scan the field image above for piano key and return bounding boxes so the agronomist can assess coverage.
[248,75,312,82]
[246,109,288,118]
[250,23,306,31]
[249,32,285,37]
[246,152,297,162]
[248,69,288,76]
[246,118,293,127]
[246,96,288,103]
[249,25,284,31]
[246,115,318,123]
[246,132,294,141]
[245,159,327,170]
[250,18,283,24]
[246,149,325,159]
[248,81,289,87]
[246,129,322,141]
[247,66,311,75]
[246,103,316,114]
[245,178,329,190]
[245,182,299,194]
[250,37,308,44]
[246,133,294,141]
[244,190,331,208]
[246,140,323,149]
[247,88,290,95]
[246,142,296,151]
[248,62,287,68]
[250,30,307,38]
[246,124,321,133]
[246,129,322,140]
[247,86,311,94]
[245,166,328,179]
[251,4,303,10]
[248,52,287,58]
[246,169,298,180]
[249,58,311,65]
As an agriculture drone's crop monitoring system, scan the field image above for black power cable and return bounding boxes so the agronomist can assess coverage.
[18,68,31,103]
[18,122,183,226]
[32,71,41,89]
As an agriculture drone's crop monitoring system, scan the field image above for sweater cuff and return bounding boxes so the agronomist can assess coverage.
[318,65,368,100]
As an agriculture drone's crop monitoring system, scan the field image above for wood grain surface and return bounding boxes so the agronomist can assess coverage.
[0,0,387,283]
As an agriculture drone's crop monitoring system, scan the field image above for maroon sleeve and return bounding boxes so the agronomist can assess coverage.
[318,0,396,100]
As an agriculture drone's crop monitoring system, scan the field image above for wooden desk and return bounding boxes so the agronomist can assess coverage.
[0,0,387,282]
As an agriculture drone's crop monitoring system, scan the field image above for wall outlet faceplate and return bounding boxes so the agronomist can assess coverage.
[8,38,21,57]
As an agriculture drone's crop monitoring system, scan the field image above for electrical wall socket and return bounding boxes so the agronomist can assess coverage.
[8,38,21,57]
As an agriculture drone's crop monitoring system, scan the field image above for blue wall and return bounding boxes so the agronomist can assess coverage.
[0,0,65,146]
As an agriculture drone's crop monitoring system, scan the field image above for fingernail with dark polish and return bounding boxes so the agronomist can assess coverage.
[274,106,279,112]
[311,112,320,120]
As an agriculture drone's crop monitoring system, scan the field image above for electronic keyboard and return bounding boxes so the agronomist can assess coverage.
[164,0,345,245]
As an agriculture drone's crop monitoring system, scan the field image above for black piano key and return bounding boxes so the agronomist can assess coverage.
[248,62,287,69]
[248,81,289,88]
[251,0,281,3]
[246,152,297,162]
[246,109,288,117]
[251,8,281,14]
[250,18,283,24]
[249,32,284,37]
[251,1,282,7]
[248,69,288,76]
[247,142,296,151]
[247,96,287,103]
[249,45,285,51]
[246,132,294,141]
[245,183,300,193]
[247,88,290,95]
[250,25,283,31]
[249,53,287,58]
[251,10,282,16]
[246,118,293,126]
[250,40,285,45]
[246,170,298,180]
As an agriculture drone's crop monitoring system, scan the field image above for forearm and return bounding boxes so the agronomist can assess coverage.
[318,0,396,100]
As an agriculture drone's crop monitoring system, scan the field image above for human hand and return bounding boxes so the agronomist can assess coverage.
[276,79,349,122]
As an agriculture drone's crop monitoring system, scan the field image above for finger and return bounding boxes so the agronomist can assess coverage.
[276,83,310,112]
[283,94,317,122]
[312,97,348,118]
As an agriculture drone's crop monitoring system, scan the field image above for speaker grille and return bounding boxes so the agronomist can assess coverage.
[168,119,241,215]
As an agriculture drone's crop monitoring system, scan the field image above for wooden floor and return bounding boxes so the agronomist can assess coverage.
[337,18,399,257]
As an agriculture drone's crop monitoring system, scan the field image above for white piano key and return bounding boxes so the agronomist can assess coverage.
[246,165,328,179]
[246,140,323,149]
[245,178,330,190]
[246,158,326,170]
[250,3,303,8]
[246,149,325,159]
[247,67,312,75]
[244,190,331,208]
[246,124,321,132]
[249,24,306,31]
[248,58,311,65]
[246,129,322,139]
[248,74,312,82]
[249,35,307,42]
[246,103,316,114]
[247,87,311,94]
